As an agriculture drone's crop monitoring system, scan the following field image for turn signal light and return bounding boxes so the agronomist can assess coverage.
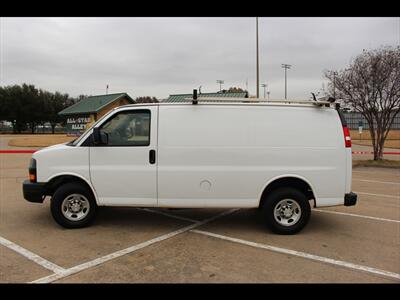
[29,173,36,182]
[28,158,37,183]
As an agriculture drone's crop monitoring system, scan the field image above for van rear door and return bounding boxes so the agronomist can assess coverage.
[336,108,353,194]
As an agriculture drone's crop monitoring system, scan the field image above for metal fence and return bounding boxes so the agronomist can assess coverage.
[343,112,400,130]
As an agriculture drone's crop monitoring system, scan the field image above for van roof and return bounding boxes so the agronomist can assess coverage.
[115,98,335,110]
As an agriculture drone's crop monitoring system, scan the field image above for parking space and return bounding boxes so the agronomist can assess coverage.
[0,152,399,283]
[54,233,395,283]
[352,180,400,197]
[198,208,400,274]
[0,245,52,283]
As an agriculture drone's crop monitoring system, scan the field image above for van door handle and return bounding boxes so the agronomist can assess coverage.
[149,149,156,164]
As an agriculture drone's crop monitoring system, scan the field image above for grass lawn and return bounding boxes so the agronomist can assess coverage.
[352,139,400,149]
[8,135,75,147]
[353,159,400,169]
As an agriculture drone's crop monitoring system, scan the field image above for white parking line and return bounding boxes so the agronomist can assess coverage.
[30,208,239,283]
[354,191,400,199]
[0,236,66,275]
[313,209,400,223]
[191,229,400,281]
[353,179,400,185]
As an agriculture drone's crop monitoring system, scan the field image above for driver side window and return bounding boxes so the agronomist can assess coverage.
[100,110,151,146]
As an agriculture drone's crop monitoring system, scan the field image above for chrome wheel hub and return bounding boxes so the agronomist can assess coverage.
[273,199,301,226]
[61,194,90,221]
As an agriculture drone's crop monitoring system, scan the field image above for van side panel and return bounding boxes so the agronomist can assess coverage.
[157,105,346,208]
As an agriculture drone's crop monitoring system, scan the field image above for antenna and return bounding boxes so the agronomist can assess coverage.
[192,89,198,105]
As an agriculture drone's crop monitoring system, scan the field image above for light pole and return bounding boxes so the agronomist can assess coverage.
[256,17,260,98]
[261,83,267,99]
[216,80,224,92]
[281,64,291,99]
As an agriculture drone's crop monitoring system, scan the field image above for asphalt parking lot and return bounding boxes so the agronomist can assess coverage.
[0,153,399,283]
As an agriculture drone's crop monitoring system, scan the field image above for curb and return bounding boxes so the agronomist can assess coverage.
[0,150,37,154]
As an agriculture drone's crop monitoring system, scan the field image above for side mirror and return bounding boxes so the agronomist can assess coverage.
[93,127,108,145]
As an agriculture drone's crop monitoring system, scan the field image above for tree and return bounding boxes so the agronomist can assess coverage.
[324,46,400,160]
[226,87,246,93]
[23,84,43,134]
[0,83,81,133]
[135,96,159,103]
[0,84,36,133]
[42,91,67,134]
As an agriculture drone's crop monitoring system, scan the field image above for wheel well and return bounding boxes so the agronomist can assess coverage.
[259,177,315,208]
[44,175,95,199]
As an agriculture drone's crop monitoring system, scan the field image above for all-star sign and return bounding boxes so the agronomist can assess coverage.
[58,93,135,135]
[67,117,91,130]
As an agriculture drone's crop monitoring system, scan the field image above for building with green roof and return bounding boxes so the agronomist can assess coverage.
[163,90,248,102]
[58,93,135,135]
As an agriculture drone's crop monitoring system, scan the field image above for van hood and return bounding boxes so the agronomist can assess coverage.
[33,143,73,157]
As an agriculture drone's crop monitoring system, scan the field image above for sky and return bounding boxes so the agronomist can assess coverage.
[1,17,399,100]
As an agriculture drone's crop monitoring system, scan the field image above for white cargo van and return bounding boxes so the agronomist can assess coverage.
[23,95,357,234]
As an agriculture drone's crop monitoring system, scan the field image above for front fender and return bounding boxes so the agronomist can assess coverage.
[45,172,100,205]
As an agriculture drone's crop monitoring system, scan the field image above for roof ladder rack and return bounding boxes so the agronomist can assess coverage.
[187,90,334,107]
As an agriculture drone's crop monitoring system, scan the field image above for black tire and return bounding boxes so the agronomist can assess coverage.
[50,182,97,229]
[261,187,311,235]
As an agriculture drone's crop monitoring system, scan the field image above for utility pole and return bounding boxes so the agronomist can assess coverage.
[256,17,260,98]
[261,83,267,99]
[281,64,291,99]
[216,80,224,92]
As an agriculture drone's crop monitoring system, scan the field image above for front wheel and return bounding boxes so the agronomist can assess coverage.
[261,187,311,234]
[50,182,97,229]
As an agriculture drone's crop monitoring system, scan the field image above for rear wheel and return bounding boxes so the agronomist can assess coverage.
[50,182,97,229]
[261,187,310,234]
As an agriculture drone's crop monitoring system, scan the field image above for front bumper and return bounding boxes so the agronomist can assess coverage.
[22,180,46,203]
[344,192,357,206]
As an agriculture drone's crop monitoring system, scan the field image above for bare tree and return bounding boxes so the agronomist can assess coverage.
[135,96,159,103]
[324,46,400,160]
[226,87,246,93]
